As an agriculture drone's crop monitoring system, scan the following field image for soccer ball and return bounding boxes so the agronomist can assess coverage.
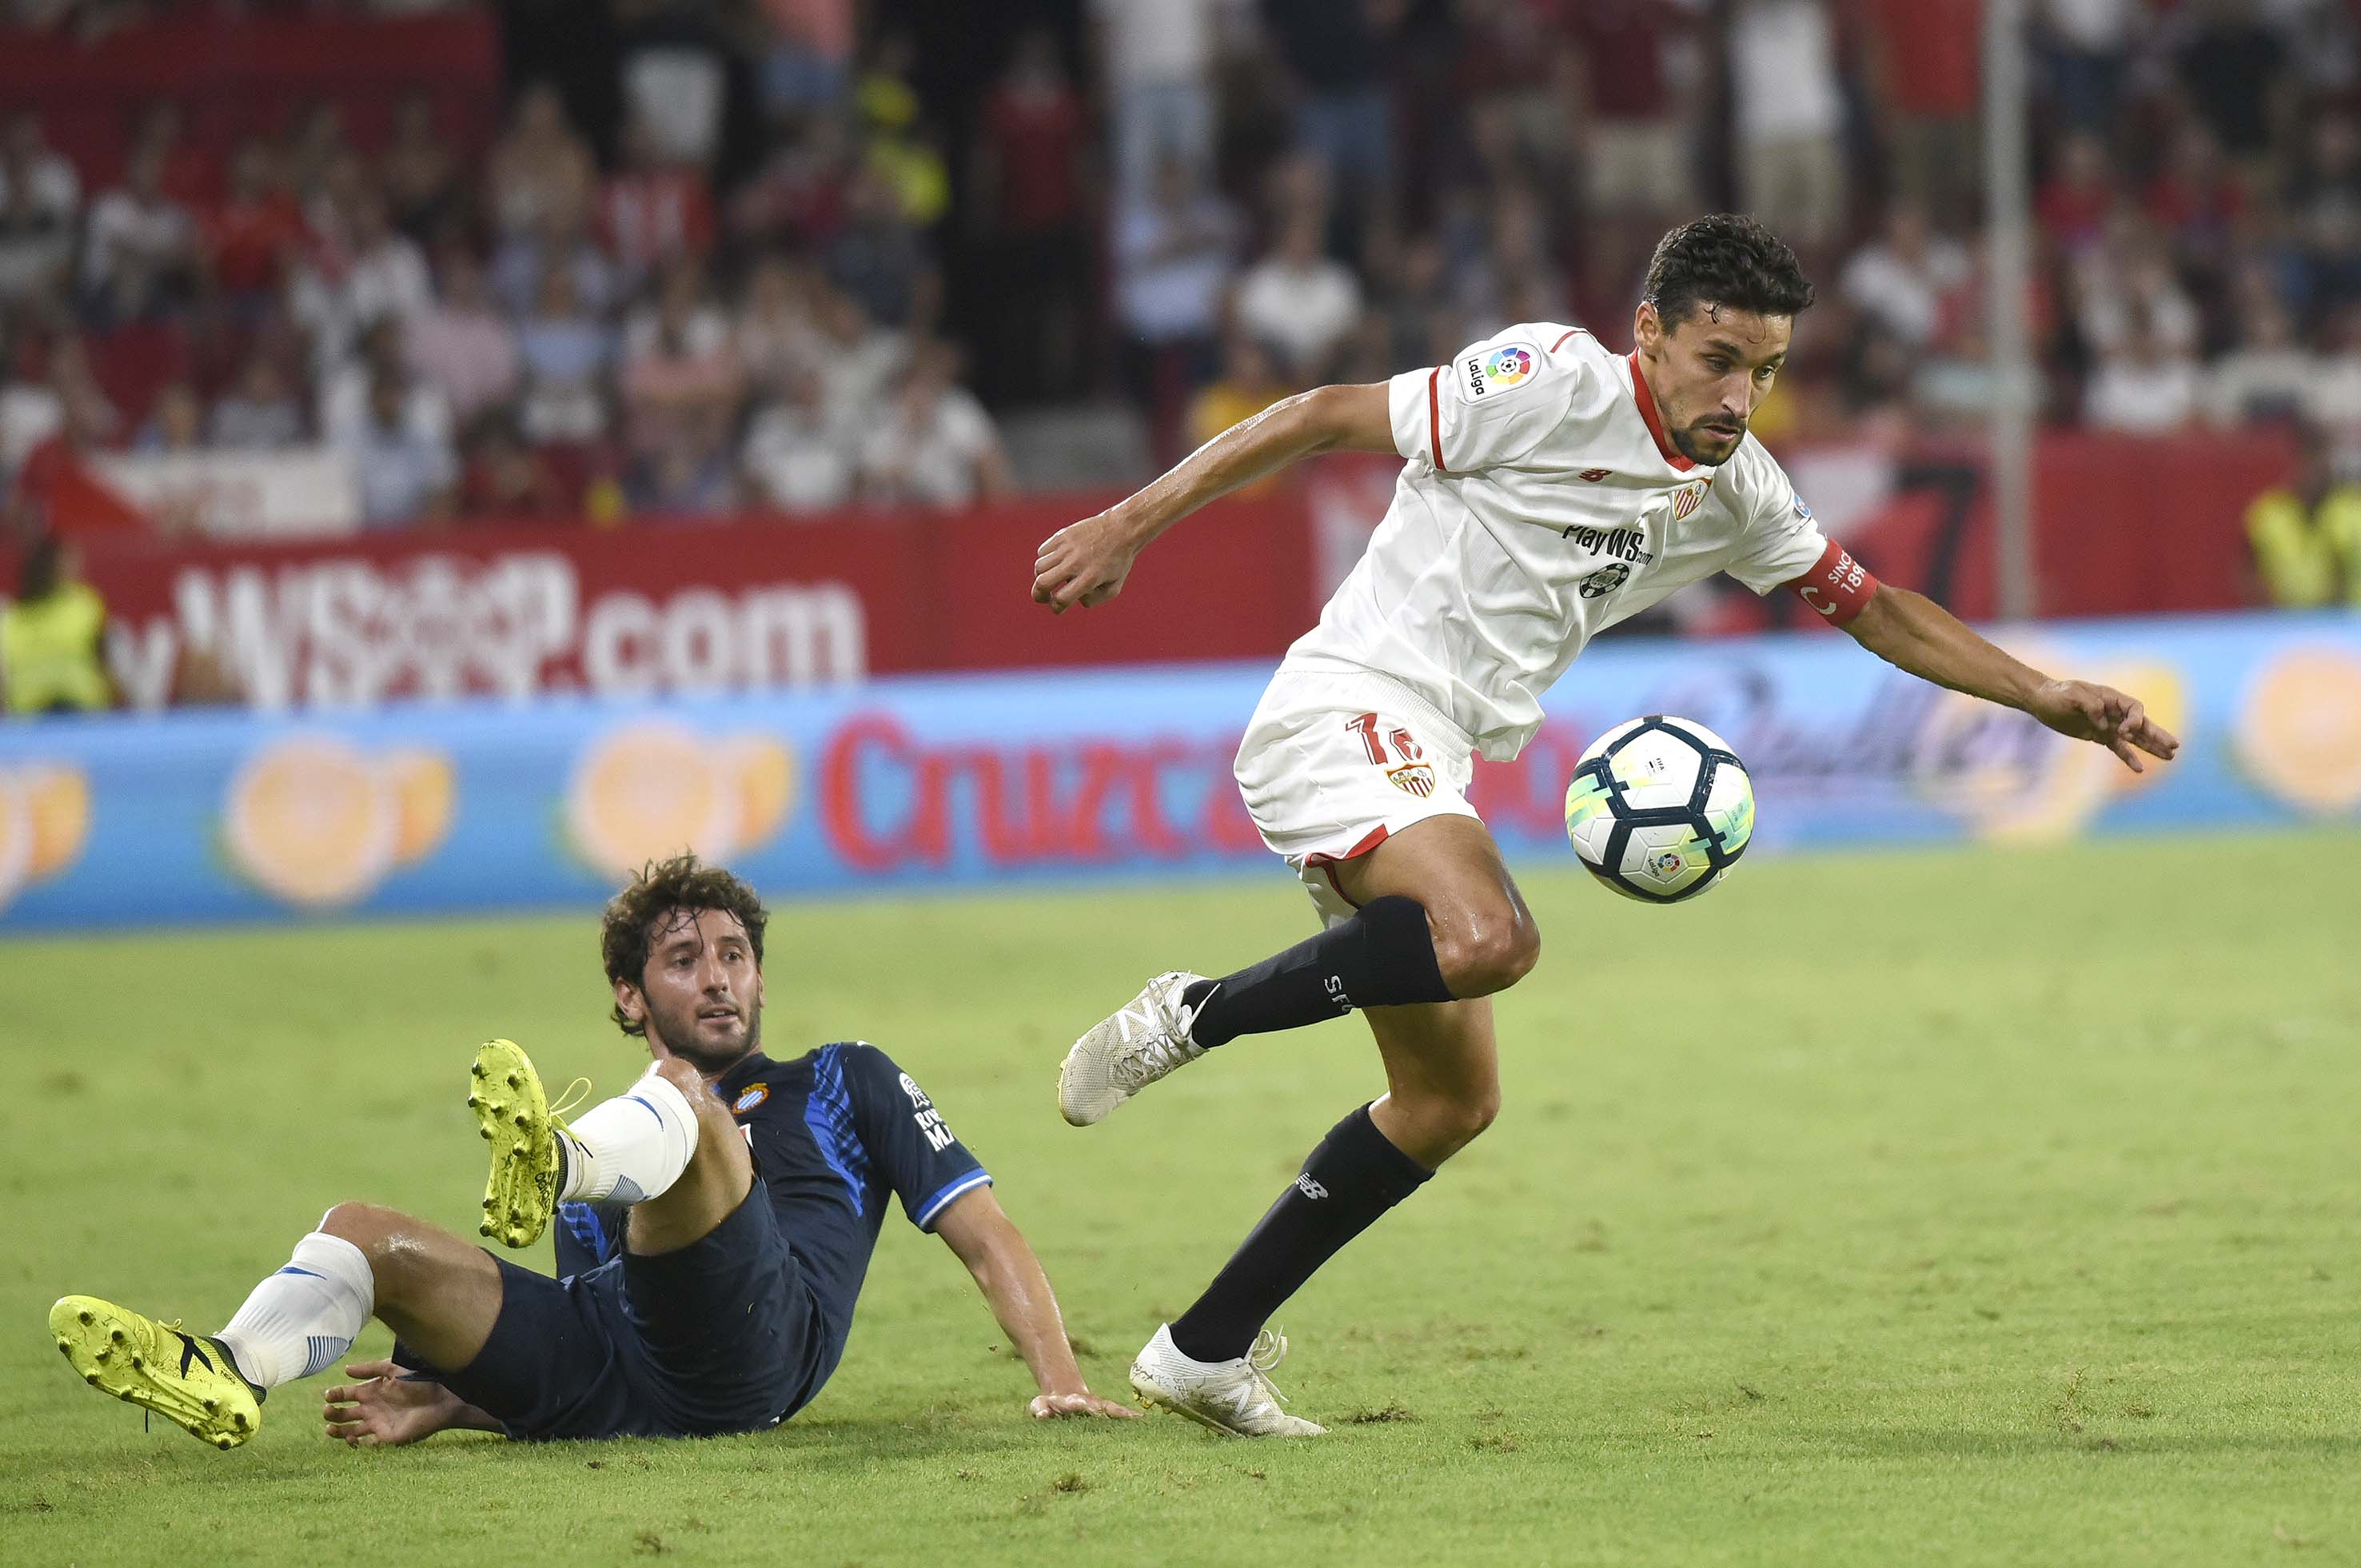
[1562,716,1755,904]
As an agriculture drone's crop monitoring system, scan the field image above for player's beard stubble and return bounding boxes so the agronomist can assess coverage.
[645,995,763,1075]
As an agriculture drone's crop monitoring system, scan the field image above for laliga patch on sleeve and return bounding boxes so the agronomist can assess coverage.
[1793,493,1813,521]
[1463,343,1537,398]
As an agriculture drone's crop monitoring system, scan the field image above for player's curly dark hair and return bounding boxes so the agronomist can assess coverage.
[1642,214,1815,329]
[600,853,769,1036]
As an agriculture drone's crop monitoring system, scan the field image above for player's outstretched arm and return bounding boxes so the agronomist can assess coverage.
[1842,584,2181,772]
[931,1187,1139,1420]
[1031,381,1397,613]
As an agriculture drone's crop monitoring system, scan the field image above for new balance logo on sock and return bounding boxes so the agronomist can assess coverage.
[1294,1175,1330,1200]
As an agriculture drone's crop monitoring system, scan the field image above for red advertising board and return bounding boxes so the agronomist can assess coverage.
[60,495,1321,710]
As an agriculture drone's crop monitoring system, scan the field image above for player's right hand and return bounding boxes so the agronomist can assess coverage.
[1032,512,1138,614]
[321,1360,465,1448]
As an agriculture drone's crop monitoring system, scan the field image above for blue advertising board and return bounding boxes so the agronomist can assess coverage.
[1,612,2355,932]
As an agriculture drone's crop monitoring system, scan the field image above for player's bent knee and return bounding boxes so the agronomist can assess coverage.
[1431,908,1541,998]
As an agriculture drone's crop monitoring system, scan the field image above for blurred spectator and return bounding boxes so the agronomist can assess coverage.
[493,205,617,321]
[284,101,357,209]
[728,110,853,247]
[381,92,461,239]
[0,113,80,304]
[408,248,520,428]
[1114,154,1238,395]
[2145,123,2245,281]
[827,166,939,333]
[601,110,716,297]
[290,189,431,389]
[345,369,457,527]
[858,41,952,230]
[80,140,195,325]
[2291,112,2361,305]
[626,443,738,514]
[2036,0,2136,130]
[0,533,111,716]
[6,341,137,537]
[1235,207,1362,378]
[619,0,733,173]
[742,366,854,513]
[1261,0,1393,236]
[1454,185,1571,331]
[198,140,309,314]
[2036,130,2116,258]
[1565,0,1698,220]
[1729,0,1847,249]
[459,416,568,521]
[1862,0,1982,228]
[1378,231,1461,369]
[858,340,1011,508]
[2083,303,2200,431]
[207,354,304,449]
[1093,0,1224,202]
[2076,217,2201,360]
[489,83,596,240]
[2244,422,2361,606]
[134,380,203,454]
[621,261,742,474]
[735,254,821,402]
[1841,203,1972,349]
[808,282,907,425]
[2176,0,2285,164]
[973,29,1091,404]
[2205,294,2314,425]
[323,317,451,449]
[756,0,856,116]
[516,262,614,445]
[2299,303,2361,435]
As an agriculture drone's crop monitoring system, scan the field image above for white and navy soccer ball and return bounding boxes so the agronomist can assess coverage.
[1562,716,1755,904]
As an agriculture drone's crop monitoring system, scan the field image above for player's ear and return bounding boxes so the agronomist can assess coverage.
[1634,300,1661,356]
[614,977,647,1028]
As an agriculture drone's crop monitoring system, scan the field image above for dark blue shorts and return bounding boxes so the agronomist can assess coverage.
[429,1180,829,1440]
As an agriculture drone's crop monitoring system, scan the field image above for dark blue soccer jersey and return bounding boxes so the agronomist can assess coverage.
[551,1042,991,1397]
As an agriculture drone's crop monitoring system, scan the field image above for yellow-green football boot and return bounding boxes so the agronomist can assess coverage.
[470,1038,588,1248]
[49,1295,262,1450]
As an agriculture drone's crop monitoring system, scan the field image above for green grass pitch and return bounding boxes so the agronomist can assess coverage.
[3,832,2358,1566]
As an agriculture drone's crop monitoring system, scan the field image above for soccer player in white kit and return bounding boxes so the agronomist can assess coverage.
[1030,217,2179,1437]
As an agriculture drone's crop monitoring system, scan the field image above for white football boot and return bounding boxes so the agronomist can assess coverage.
[1130,1323,1326,1438]
[1057,971,1211,1127]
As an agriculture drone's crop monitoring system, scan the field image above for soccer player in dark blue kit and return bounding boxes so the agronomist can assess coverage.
[49,856,1133,1447]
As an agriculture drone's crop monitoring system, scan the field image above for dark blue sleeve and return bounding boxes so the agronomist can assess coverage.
[836,1042,992,1231]
[553,1199,625,1275]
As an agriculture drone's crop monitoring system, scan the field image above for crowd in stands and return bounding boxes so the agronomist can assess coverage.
[4,0,2361,541]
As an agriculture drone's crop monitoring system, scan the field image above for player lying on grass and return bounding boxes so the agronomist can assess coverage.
[1029,213,2181,1437]
[48,855,1133,1448]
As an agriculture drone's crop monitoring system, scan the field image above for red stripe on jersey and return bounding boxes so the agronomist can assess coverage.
[1783,537,1880,627]
[1550,328,1589,352]
[1426,365,1446,473]
[1626,351,1697,473]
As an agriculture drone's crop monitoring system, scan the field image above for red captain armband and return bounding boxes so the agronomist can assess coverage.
[1784,538,1879,627]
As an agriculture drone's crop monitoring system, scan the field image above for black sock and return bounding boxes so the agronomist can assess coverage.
[1181,896,1452,1049]
[1168,1103,1434,1363]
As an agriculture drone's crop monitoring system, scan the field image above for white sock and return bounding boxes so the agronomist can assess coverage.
[214,1227,375,1389]
[556,1069,699,1205]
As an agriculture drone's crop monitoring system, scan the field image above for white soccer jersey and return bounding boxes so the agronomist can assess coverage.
[1282,324,1832,761]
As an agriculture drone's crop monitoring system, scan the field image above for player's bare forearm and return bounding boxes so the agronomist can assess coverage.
[934,1190,1135,1418]
[1845,585,2180,772]
[1844,585,2044,708]
[1031,382,1394,613]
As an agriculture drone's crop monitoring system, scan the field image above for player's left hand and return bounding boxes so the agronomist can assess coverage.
[2027,679,2181,773]
[1028,1389,1141,1420]
[321,1360,465,1447]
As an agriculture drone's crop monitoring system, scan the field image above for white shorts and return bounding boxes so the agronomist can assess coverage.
[1233,666,1482,926]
